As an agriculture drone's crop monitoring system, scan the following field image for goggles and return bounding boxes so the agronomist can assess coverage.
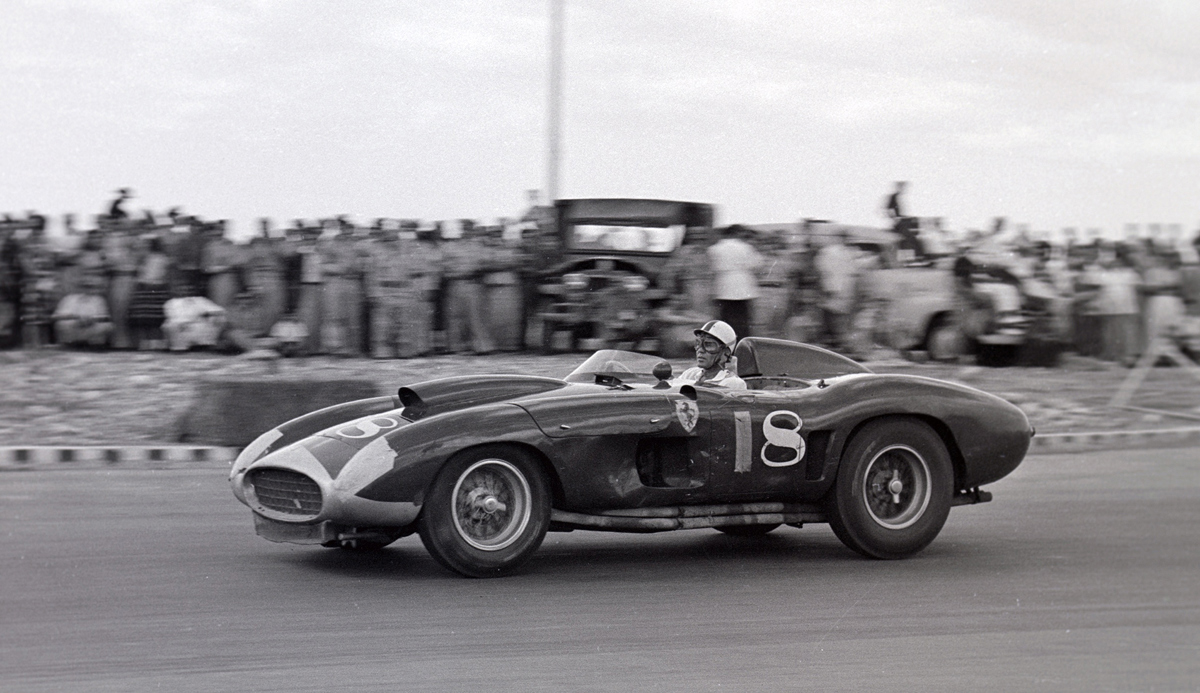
[694,338,724,354]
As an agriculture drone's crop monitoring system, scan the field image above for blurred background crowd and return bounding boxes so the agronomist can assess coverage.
[2,187,1199,368]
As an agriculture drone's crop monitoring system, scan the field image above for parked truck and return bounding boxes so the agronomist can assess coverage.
[531,198,714,353]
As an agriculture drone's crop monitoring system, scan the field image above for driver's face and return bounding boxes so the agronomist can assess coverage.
[695,336,722,370]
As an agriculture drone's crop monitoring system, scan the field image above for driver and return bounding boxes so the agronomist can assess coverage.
[676,320,746,389]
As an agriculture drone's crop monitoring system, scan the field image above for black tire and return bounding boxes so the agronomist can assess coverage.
[977,343,1019,367]
[926,320,963,362]
[716,523,781,537]
[418,445,551,578]
[826,418,953,559]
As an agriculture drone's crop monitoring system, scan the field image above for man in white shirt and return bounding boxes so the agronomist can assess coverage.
[814,230,857,351]
[676,319,747,390]
[707,225,763,340]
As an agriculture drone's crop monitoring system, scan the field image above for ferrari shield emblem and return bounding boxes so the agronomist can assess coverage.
[674,400,699,432]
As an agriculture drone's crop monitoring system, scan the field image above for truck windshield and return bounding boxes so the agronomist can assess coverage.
[570,224,684,253]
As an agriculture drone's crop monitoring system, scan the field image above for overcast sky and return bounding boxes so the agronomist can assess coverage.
[3,1,1198,239]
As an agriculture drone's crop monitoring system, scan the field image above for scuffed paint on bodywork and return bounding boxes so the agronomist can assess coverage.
[230,339,1032,545]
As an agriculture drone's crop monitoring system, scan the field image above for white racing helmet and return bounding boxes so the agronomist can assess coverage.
[694,320,737,350]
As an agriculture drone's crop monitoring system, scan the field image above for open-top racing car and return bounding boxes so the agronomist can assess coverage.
[230,338,1032,577]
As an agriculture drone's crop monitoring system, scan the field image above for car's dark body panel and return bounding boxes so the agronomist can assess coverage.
[231,339,1032,549]
[397,375,567,420]
[257,395,399,459]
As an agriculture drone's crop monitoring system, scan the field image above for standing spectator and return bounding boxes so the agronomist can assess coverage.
[352,223,375,355]
[319,221,365,356]
[128,235,171,349]
[56,215,87,295]
[365,223,404,358]
[408,224,443,357]
[107,188,133,222]
[848,243,885,356]
[441,221,494,354]
[707,224,762,340]
[884,181,906,221]
[202,222,241,309]
[1180,238,1200,318]
[481,225,524,351]
[294,223,324,353]
[1093,244,1142,364]
[884,181,923,257]
[786,225,824,343]
[17,217,59,348]
[171,213,207,298]
[280,221,305,315]
[1072,244,1104,357]
[101,221,137,349]
[752,234,795,339]
[813,229,858,352]
[655,225,714,355]
[75,230,109,297]
[0,222,17,346]
[660,226,714,318]
[1141,248,1184,347]
[245,222,286,336]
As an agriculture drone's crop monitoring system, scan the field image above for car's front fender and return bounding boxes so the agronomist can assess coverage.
[229,395,399,480]
[351,403,554,505]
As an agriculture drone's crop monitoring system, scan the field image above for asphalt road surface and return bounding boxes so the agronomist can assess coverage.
[3,447,1198,692]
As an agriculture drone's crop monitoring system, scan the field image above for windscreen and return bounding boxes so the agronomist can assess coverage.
[564,349,672,385]
[569,224,685,253]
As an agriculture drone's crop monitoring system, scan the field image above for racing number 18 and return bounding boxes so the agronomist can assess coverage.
[761,410,806,467]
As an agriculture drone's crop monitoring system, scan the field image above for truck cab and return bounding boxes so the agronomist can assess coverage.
[533,199,714,353]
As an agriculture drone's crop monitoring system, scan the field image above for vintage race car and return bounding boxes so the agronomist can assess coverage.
[230,338,1032,577]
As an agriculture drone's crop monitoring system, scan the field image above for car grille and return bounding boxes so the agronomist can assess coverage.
[249,469,322,517]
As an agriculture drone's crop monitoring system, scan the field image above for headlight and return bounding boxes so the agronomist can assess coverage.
[563,273,589,290]
[621,274,649,292]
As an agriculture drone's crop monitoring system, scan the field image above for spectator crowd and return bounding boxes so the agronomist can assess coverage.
[1,190,531,358]
[2,188,1199,367]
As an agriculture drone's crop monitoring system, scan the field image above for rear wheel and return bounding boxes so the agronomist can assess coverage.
[826,418,953,559]
[418,445,551,578]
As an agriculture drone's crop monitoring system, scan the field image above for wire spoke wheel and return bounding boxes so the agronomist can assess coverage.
[419,445,551,577]
[862,445,931,530]
[826,418,953,559]
[451,459,531,551]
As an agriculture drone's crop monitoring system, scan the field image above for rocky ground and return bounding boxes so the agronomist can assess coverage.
[2,346,1199,446]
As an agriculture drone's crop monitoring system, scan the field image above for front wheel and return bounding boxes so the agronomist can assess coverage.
[418,445,551,578]
[977,343,1020,367]
[826,418,953,559]
[926,321,963,362]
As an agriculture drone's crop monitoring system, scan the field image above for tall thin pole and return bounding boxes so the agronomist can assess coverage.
[547,0,564,203]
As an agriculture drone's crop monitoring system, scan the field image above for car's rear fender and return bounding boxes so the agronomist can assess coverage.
[838,413,970,493]
[820,375,1030,491]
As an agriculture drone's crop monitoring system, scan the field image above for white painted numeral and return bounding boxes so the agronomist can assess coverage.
[760,410,805,467]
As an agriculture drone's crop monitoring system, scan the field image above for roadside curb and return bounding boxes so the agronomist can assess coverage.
[0,446,237,470]
[1031,427,1200,454]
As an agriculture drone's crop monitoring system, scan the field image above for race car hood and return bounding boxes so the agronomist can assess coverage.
[398,372,690,439]
[397,374,568,420]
